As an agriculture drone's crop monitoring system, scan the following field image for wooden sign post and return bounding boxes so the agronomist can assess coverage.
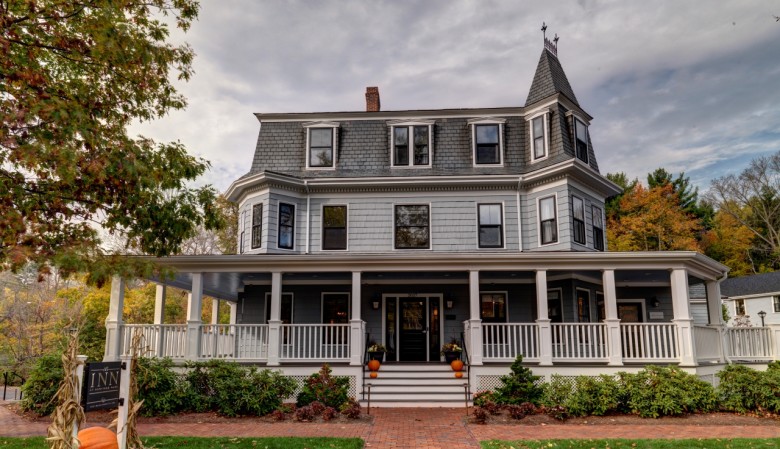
[115,356,131,449]
[80,356,129,449]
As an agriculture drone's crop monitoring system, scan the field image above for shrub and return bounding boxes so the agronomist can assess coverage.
[295,405,315,421]
[717,364,780,414]
[506,402,535,420]
[492,355,544,405]
[309,400,325,415]
[185,360,295,417]
[297,363,350,409]
[621,366,716,418]
[482,400,501,415]
[340,398,361,419]
[471,407,488,424]
[322,406,337,421]
[472,391,496,408]
[136,357,191,417]
[543,374,625,417]
[270,409,286,421]
[20,352,63,416]
[545,404,569,421]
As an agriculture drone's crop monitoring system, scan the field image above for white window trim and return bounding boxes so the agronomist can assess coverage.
[303,121,339,170]
[566,111,591,165]
[537,193,560,247]
[387,119,435,168]
[592,205,605,251]
[617,298,648,323]
[575,287,592,323]
[238,209,247,254]
[321,204,349,251]
[251,202,263,250]
[479,291,509,322]
[527,110,550,162]
[571,195,586,247]
[320,292,351,324]
[393,202,433,250]
[735,298,746,316]
[277,201,296,251]
[476,202,506,249]
[468,117,506,167]
[264,292,294,324]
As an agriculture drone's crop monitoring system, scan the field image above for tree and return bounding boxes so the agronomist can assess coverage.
[605,172,638,220]
[701,208,760,276]
[1,0,222,282]
[647,168,713,227]
[708,151,780,270]
[607,184,701,252]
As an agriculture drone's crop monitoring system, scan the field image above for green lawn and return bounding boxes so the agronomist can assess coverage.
[481,440,779,449]
[0,436,364,449]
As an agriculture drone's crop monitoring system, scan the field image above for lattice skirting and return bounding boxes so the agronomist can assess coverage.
[282,375,357,401]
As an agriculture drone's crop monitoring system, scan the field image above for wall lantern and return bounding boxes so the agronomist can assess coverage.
[651,297,660,308]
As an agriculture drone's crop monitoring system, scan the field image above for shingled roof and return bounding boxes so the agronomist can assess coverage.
[721,271,780,298]
[525,48,579,107]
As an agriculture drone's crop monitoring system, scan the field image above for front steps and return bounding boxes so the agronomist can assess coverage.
[360,363,471,407]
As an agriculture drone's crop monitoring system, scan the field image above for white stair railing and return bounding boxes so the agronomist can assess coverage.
[482,323,539,361]
[620,323,678,361]
[551,323,608,361]
[726,327,773,360]
[279,324,350,361]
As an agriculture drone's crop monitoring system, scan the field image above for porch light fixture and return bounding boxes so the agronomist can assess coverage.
[446,300,453,309]
[372,301,380,310]
[758,310,766,327]
[651,297,660,308]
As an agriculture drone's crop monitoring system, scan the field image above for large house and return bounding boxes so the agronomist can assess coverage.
[103,38,779,405]
[722,272,780,327]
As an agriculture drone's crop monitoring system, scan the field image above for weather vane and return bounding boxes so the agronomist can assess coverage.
[542,22,558,56]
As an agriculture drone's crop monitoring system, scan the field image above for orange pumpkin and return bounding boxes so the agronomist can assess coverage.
[78,426,118,449]
[454,371,463,379]
[367,359,381,371]
[369,372,378,378]
[450,360,464,372]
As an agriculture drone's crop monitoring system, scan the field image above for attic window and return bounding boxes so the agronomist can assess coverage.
[527,111,549,161]
[468,118,505,166]
[304,122,339,170]
[574,118,589,163]
[388,120,434,168]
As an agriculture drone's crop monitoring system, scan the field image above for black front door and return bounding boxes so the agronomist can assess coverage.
[399,298,427,361]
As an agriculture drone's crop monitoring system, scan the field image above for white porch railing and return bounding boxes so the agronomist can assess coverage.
[551,323,608,361]
[279,324,350,361]
[621,323,678,361]
[120,324,187,359]
[726,327,773,360]
[694,326,723,362]
[482,323,540,361]
[199,324,270,360]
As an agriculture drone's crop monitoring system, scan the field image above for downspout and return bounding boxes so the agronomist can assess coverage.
[516,178,523,252]
[304,180,311,254]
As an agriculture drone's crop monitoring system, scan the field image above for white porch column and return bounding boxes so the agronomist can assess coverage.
[229,302,238,325]
[185,273,204,361]
[670,268,696,366]
[467,270,483,365]
[705,280,726,362]
[154,284,166,357]
[211,298,220,325]
[103,276,125,361]
[266,272,282,366]
[349,271,363,365]
[535,270,553,366]
[602,269,623,366]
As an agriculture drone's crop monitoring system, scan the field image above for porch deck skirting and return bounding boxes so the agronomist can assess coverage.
[115,322,778,365]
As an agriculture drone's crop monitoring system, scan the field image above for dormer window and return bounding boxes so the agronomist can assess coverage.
[388,120,434,167]
[528,111,549,161]
[468,118,505,166]
[304,122,339,169]
[574,118,589,163]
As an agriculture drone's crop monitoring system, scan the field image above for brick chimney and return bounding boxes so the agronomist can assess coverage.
[365,86,380,112]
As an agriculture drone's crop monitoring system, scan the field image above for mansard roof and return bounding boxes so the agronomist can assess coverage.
[525,48,580,107]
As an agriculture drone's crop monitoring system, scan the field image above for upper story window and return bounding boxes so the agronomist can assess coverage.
[251,203,263,249]
[322,205,347,250]
[574,118,589,164]
[468,117,505,166]
[527,111,549,161]
[388,120,434,167]
[592,205,604,251]
[278,203,295,249]
[304,121,339,169]
[539,195,558,245]
[239,209,247,254]
[478,203,503,248]
[395,204,430,249]
[572,196,586,245]
[773,295,780,313]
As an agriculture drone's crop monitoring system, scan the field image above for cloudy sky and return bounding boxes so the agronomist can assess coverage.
[131,0,780,193]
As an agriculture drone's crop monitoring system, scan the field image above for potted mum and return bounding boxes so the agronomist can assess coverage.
[367,342,387,361]
[441,340,462,363]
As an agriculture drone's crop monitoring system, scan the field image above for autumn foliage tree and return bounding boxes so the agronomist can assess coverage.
[700,208,758,277]
[607,184,700,252]
[0,0,221,282]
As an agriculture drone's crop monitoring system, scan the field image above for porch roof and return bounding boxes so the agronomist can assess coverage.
[143,251,728,301]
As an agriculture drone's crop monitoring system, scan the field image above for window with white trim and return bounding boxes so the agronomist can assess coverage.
[773,295,780,313]
[480,292,507,323]
[531,115,547,160]
[239,210,246,254]
[592,205,604,251]
[394,205,430,249]
[574,118,589,163]
[478,204,503,248]
[392,125,431,166]
[475,124,500,164]
[539,196,558,245]
[265,292,294,324]
[735,299,746,316]
[304,122,339,169]
[278,203,295,249]
[572,196,586,245]
[251,203,263,249]
[322,205,347,250]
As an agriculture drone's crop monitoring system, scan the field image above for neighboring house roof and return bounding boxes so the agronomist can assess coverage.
[721,271,780,298]
[526,49,580,107]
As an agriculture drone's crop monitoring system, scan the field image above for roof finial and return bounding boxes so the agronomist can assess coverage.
[543,25,558,57]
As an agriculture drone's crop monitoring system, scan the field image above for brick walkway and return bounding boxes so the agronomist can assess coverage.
[3,403,780,448]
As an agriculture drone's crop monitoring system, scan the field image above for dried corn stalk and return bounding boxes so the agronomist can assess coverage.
[46,330,85,449]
